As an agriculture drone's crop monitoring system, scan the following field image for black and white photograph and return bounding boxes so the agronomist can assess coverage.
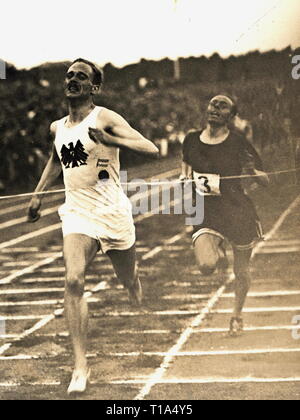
[0,0,300,403]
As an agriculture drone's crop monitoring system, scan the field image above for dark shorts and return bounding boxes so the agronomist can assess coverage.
[192,193,264,250]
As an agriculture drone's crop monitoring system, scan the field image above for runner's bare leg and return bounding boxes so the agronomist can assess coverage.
[63,234,98,389]
[232,247,253,317]
[194,234,223,275]
[107,244,142,306]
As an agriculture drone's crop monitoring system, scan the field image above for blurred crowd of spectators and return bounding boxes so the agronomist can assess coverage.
[0,54,299,192]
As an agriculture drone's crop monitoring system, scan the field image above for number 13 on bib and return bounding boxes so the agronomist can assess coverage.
[193,172,221,196]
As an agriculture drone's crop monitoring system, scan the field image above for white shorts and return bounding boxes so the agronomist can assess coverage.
[58,206,136,254]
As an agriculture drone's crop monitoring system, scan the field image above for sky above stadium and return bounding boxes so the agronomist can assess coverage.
[1,0,300,69]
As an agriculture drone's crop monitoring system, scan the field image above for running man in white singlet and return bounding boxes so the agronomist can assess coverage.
[27,59,158,394]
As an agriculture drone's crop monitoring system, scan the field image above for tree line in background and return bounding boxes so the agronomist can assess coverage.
[0,47,299,191]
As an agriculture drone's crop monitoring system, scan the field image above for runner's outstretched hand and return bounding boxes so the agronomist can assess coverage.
[27,196,41,223]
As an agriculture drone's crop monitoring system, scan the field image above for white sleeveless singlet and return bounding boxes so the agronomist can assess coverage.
[54,106,132,222]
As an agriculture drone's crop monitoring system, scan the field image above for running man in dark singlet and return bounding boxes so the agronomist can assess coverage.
[181,95,269,336]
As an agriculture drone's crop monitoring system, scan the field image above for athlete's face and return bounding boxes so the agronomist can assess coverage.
[64,62,96,99]
[207,96,235,126]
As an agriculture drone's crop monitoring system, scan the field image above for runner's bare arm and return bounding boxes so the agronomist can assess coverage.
[88,109,159,156]
[244,122,253,143]
[180,161,193,181]
[252,169,270,187]
[242,139,270,187]
[27,122,62,222]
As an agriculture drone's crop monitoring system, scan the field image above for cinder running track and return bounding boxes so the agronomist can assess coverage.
[0,154,299,400]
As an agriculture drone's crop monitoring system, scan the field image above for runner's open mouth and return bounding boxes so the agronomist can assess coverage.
[68,83,80,92]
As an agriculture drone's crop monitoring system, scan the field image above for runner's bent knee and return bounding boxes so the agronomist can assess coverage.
[194,234,220,275]
[118,261,139,287]
[65,268,85,296]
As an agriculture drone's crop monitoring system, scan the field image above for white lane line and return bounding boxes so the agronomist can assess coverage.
[0,205,59,231]
[0,315,46,321]
[39,265,112,273]
[127,169,180,203]
[193,325,300,333]
[140,228,192,261]
[0,297,100,307]
[0,288,65,295]
[133,194,300,400]
[32,267,65,273]
[0,335,24,339]
[0,247,41,253]
[21,277,64,284]
[0,377,299,388]
[0,193,63,217]
[0,381,61,387]
[38,266,93,273]
[164,245,186,251]
[266,240,300,246]
[163,294,211,301]
[213,306,300,314]
[134,196,187,225]
[0,355,40,361]
[0,330,173,340]
[164,280,221,288]
[6,325,294,340]
[163,291,300,301]
[28,252,63,259]
[0,353,97,361]
[136,247,151,253]
[93,310,202,318]
[21,275,113,284]
[0,223,62,251]
[2,261,43,267]
[189,243,300,256]
[222,291,300,298]
[108,348,300,357]
[258,246,300,254]
[256,195,300,247]
[0,253,62,285]
[6,347,300,362]
[112,377,300,385]
[0,281,109,355]
[0,255,12,262]
[134,283,228,400]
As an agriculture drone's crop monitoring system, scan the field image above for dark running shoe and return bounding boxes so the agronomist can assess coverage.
[128,277,143,307]
[229,317,244,337]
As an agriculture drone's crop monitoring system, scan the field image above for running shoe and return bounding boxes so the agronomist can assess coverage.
[229,317,244,337]
[67,368,91,395]
[27,207,41,223]
[128,277,143,307]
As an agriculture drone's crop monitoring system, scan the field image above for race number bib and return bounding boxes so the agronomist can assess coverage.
[193,172,221,196]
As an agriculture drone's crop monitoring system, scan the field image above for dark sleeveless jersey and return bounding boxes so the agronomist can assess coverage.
[183,130,263,198]
[182,130,264,248]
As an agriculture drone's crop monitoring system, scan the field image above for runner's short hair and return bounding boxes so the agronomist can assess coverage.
[221,94,238,116]
[72,58,104,87]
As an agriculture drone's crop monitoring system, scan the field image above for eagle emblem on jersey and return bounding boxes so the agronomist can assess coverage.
[60,140,88,168]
